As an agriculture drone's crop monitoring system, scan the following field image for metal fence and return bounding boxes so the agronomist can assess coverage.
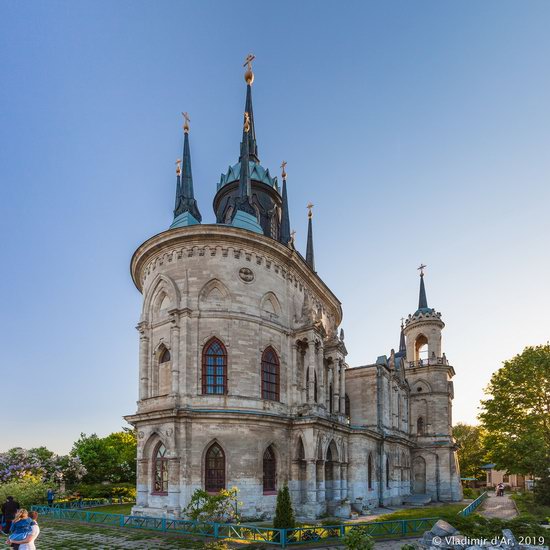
[49,499,111,509]
[31,506,439,547]
[458,491,488,517]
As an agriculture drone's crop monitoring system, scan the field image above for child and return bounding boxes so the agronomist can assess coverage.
[8,509,34,544]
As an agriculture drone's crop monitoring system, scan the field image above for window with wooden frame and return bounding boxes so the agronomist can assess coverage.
[152,442,168,495]
[263,445,277,493]
[202,338,227,395]
[205,443,225,492]
[261,347,280,401]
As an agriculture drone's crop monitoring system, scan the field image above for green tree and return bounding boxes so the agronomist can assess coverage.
[479,344,550,504]
[273,486,295,529]
[452,423,487,480]
[71,428,137,483]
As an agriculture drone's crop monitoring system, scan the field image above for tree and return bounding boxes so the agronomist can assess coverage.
[273,486,295,529]
[452,423,487,480]
[71,428,137,483]
[479,344,550,504]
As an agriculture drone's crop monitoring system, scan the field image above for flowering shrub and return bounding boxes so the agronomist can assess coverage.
[184,487,240,523]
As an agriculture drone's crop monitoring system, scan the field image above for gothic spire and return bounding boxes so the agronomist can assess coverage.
[240,54,259,163]
[399,319,406,353]
[306,203,315,271]
[418,264,428,309]
[171,113,201,227]
[279,161,291,245]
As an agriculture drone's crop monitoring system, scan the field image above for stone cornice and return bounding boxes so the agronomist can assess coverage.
[131,224,343,324]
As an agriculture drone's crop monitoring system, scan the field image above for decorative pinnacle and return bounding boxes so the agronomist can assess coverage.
[281,160,287,179]
[400,317,405,329]
[182,112,190,133]
[244,111,251,133]
[175,158,181,176]
[307,202,314,219]
[243,53,255,85]
[290,229,296,244]
[418,263,427,277]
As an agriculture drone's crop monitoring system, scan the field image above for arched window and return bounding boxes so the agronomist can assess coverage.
[329,384,333,414]
[205,443,225,492]
[160,348,171,363]
[345,394,351,418]
[263,446,277,493]
[261,347,280,401]
[415,334,428,363]
[152,442,168,494]
[202,338,227,395]
[386,456,391,488]
[368,453,373,490]
[417,416,424,435]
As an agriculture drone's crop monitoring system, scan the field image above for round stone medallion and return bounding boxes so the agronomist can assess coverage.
[239,267,255,283]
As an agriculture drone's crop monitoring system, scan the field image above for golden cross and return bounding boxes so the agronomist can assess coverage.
[243,53,256,70]
[281,160,287,179]
[307,202,314,218]
[175,158,181,175]
[418,263,427,276]
[181,112,190,133]
[244,111,250,133]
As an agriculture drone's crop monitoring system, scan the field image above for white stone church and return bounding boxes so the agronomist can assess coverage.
[125,60,462,520]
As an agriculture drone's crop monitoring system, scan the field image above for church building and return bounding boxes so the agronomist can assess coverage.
[125,57,462,520]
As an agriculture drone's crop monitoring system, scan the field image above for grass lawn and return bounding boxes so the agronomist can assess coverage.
[375,503,466,521]
[511,492,550,522]
[89,503,134,515]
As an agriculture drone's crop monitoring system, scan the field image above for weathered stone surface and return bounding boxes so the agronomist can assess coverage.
[431,520,458,537]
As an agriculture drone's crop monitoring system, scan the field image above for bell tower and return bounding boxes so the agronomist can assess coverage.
[403,266,462,502]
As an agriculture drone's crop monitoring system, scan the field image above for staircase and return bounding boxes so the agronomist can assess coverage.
[403,494,432,506]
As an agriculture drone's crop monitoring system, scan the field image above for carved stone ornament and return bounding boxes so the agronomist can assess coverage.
[138,431,145,439]
[239,267,255,283]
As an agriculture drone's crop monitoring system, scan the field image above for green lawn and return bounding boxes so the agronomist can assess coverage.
[511,492,550,521]
[89,503,134,515]
[375,503,465,521]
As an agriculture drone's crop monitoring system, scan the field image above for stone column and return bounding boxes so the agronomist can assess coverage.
[316,460,325,502]
[339,360,346,414]
[137,458,149,506]
[168,457,181,514]
[170,316,180,397]
[341,463,348,500]
[333,360,341,413]
[307,342,315,404]
[292,344,301,405]
[138,323,150,400]
[317,343,325,407]
[306,459,317,504]
[333,463,342,500]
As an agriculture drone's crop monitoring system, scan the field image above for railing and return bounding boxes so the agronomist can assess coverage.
[408,357,449,368]
[458,491,488,517]
[31,506,439,547]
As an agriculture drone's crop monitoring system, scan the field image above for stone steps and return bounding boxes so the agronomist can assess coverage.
[403,494,432,506]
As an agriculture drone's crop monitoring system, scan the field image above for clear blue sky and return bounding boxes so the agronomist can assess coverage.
[1,1,549,454]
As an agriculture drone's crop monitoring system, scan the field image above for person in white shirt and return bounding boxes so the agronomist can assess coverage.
[10,511,40,550]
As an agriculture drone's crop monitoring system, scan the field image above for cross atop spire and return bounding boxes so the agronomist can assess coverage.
[182,112,190,134]
[418,263,427,276]
[239,55,259,163]
[243,53,256,85]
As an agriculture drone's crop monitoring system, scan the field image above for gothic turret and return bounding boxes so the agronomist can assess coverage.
[171,114,201,228]
[240,55,259,164]
[306,203,315,271]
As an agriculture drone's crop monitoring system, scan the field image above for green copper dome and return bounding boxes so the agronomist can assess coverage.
[217,161,279,191]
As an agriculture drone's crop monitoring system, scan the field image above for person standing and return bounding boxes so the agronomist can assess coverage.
[46,488,55,507]
[1,497,20,534]
[9,511,40,550]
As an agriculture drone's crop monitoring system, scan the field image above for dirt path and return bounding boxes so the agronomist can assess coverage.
[480,493,518,520]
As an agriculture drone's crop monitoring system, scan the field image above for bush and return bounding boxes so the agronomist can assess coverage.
[343,526,374,550]
[0,479,51,508]
[67,482,136,501]
[202,542,228,550]
[184,488,240,523]
[273,486,295,529]
[462,487,480,499]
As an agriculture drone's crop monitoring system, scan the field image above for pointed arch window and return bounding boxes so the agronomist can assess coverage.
[261,347,280,401]
[202,338,227,395]
[205,443,225,492]
[152,442,168,495]
[263,445,277,493]
[368,453,373,490]
[160,348,171,363]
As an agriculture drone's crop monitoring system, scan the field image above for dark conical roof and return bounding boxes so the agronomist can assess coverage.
[418,272,428,309]
[306,208,315,271]
[399,322,406,354]
[239,84,259,164]
[173,128,201,224]
[279,170,291,245]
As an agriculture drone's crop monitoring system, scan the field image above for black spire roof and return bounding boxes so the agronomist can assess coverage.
[306,204,315,271]
[279,163,291,245]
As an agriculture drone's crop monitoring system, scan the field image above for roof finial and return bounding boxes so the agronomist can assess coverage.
[306,203,315,271]
[417,264,429,309]
[182,112,190,134]
[243,53,255,85]
[399,318,406,353]
[279,161,291,245]
[171,114,202,227]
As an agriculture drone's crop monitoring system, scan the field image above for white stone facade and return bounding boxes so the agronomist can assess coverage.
[124,224,462,520]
